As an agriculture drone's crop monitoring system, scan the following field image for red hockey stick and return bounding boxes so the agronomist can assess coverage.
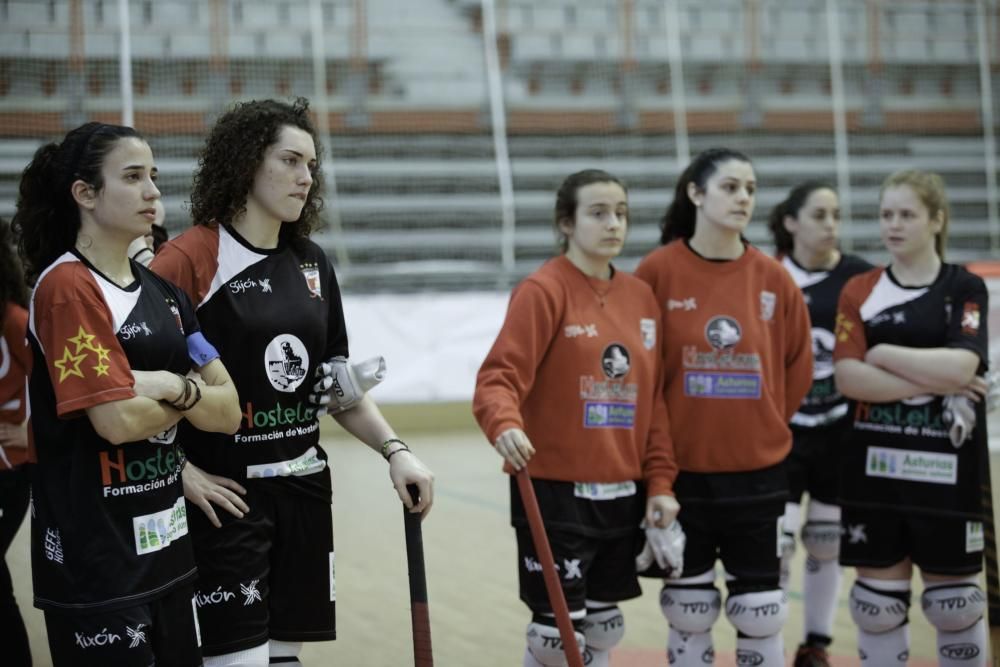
[516,469,584,667]
[404,484,433,667]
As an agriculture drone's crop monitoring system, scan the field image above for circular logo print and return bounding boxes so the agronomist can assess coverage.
[601,343,631,379]
[705,316,742,350]
[264,334,310,392]
[811,327,836,380]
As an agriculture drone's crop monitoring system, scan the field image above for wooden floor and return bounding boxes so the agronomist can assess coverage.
[9,406,989,665]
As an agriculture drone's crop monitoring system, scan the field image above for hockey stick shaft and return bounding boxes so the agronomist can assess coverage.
[515,469,584,667]
[404,484,433,667]
[980,439,1000,666]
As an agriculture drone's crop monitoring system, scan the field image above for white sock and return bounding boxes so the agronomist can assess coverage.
[779,502,801,591]
[203,642,270,667]
[736,633,784,666]
[584,647,609,667]
[803,555,841,642]
[937,616,987,667]
[667,628,714,667]
[523,646,566,666]
[268,639,303,665]
[858,623,909,664]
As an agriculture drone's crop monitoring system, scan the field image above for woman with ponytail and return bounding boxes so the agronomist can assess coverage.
[768,182,872,667]
[13,122,241,667]
[635,148,813,666]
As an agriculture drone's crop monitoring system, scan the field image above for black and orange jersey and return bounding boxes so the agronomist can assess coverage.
[0,302,29,469]
[834,264,989,517]
[29,251,211,612]
[152,224,348,502]
[781,253,873,429]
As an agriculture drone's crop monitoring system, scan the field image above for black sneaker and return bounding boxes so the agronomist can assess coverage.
[793,643,831,667]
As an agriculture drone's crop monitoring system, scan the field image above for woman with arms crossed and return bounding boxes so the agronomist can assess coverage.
[13,122,241,667]
[768,181,872,667]
[151,98,434,667]
[834,170,989,667]
[635,148,813,667]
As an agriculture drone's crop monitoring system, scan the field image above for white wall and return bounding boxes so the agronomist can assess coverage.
[343,291,510,403]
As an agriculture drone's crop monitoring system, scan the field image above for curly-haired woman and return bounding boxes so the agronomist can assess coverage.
[14,121,241,667]
[151,98,435,666]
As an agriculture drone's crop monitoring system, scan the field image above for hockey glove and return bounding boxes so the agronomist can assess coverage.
[635,519,685,578]
[942,393,976,448]
[309,356,386,416]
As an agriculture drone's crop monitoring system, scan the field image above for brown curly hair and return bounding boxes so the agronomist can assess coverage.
[190,98,325,244]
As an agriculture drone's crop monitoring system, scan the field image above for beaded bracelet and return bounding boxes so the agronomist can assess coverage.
[167,375,203,412]
[380,437,407,460]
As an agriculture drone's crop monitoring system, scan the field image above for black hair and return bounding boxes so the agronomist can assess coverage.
[660,147,752,245]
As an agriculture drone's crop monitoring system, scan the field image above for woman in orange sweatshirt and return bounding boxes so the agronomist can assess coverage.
[635,148,813,667]
[474,169,678,667]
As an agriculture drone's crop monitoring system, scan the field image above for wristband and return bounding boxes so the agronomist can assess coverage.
[386,444,411,462]
[380,437,407,460]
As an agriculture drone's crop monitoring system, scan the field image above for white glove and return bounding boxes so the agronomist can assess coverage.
[308,356,386,416]
[986,367,1000,413]
[942,394,976,448]
[635,520,685,578]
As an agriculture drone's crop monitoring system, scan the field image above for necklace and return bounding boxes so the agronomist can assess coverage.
[583,274,613,307]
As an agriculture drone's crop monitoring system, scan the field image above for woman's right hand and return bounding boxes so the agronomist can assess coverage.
[494,427,535,471]
[132,370,186,403]
[182,462,249,528]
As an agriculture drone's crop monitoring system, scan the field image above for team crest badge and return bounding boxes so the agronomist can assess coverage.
[962,302,980,335]
[640,318,656,350]
[301,263,322,299]
[760,291,776,321]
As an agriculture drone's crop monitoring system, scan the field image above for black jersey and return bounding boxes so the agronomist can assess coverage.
[151,224,348,502]
[781,254,873,429]
[833,263,989,518]
[28,251,213,612]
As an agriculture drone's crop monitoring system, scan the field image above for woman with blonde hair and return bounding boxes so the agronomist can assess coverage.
[834,170,989,666]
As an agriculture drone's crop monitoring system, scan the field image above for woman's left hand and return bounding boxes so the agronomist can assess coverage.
[389,451,435,518]
[646,494,680,528]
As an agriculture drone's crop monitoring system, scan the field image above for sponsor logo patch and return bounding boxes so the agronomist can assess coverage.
[573,481,637,500]
[583,402,636,428]
[967,521,984,553]
[640,318,656,350]
[865,446,957,485]
[962,302,981,335]
[684,371,761,399]
[133,497,188,556]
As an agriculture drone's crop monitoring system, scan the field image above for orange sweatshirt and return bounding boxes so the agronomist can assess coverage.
[635,241,813,473]
[473,255,677,496]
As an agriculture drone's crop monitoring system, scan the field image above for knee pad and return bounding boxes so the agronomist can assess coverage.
[659,583,721,633]
[922,582,986,632]
[849,580,911,634]
[800,520,841,561]
[724,588,788,638]
[580,606,624,652]
[526,619,585,666]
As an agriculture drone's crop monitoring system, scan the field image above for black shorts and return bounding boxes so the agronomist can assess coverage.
[188,479,335,655]
[787,423,847,504]
[44,584,200,667]
[840,506,984,575]
[516,526,643,614]
[647,498,785,585]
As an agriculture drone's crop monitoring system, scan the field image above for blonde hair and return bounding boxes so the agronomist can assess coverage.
[880,170,950,260]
